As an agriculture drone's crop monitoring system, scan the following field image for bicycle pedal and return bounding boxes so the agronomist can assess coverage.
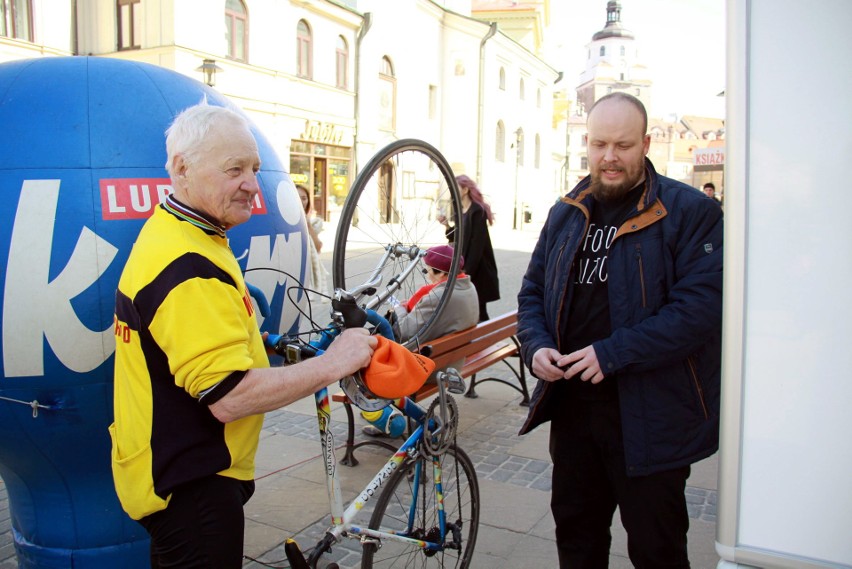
[442,369,466,394]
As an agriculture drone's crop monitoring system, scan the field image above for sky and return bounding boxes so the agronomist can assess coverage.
[545,0,726,119]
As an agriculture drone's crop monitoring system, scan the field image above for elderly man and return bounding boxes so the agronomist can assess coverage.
[517,92,723,568]
[110,102,376,568]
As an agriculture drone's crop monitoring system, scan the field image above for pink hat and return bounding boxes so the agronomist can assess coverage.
[424,245,463,273]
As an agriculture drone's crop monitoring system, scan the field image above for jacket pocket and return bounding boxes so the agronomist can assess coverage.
[109,422,167,520]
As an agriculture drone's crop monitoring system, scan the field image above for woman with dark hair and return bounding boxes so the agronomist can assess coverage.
[439,175,500,321]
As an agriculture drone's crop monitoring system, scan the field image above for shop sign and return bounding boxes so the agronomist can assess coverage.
[300,119,345,145]
[694,147,725,166]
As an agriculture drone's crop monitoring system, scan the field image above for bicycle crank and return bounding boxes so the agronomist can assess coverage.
[422,394,458,456]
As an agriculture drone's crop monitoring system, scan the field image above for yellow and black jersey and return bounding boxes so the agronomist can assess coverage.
[110,200,269,520]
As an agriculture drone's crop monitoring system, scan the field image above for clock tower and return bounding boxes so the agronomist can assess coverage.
[576,1,652,112]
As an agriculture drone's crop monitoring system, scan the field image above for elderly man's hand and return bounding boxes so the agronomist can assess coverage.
[323,328,378,378]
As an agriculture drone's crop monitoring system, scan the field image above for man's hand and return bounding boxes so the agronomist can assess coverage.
[322,328,378,378]
[532,345,605,384]
[531,347,568,382]
[558,345,604,384]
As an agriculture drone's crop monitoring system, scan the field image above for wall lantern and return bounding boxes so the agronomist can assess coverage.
[195,58,223,87]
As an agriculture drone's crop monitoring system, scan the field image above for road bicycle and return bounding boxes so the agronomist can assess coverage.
[252,139,479,568]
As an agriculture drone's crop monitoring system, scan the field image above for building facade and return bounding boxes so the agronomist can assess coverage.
[1,0,561,231]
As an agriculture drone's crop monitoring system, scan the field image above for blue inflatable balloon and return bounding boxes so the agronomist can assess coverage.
[0,57,310,567]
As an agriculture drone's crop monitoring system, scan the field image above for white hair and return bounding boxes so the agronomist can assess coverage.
[164,100,251,177]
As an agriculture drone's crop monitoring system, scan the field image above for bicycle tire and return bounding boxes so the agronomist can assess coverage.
[360,445,480,569]
[333,139,463,350]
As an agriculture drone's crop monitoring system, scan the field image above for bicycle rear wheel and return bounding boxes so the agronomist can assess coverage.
[361,445,480,569]
[333,139,463,349]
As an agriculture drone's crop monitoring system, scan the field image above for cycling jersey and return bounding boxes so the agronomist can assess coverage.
[110,202,268,520]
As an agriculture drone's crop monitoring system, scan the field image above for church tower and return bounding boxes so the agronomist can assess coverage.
[576,1,652,112]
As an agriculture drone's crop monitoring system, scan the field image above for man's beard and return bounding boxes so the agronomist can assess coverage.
[589,161,645,202]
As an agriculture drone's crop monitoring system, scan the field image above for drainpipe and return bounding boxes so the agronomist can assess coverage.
[475,22,498,183]
[71,0,78,54]
[353,12,372,177]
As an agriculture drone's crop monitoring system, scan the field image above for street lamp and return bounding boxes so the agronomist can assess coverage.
[196,58,223,87]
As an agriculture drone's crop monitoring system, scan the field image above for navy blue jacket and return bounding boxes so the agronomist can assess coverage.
[517,159,723,477]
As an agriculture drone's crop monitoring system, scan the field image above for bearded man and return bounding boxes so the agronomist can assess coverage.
[516,92,724,568]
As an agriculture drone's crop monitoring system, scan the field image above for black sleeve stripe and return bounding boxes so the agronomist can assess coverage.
[198,370,247,406]
[134,252,238,325]
[115,289,140,330]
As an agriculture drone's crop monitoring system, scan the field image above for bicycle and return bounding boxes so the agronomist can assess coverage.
[252,140,479,568]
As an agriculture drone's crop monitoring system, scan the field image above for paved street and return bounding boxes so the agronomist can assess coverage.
[0,223,720,568]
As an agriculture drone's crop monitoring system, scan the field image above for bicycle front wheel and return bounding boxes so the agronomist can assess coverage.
[361,445,480,569]
[333,139,463,349]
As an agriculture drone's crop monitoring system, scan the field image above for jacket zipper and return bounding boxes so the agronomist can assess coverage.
[634,243,647,307]
[687,356,709,419]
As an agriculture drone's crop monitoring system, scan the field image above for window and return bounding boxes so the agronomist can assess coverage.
[225,0,248,62]
[428,84,437,120]
[297,19,312,78]
[534,134,541,169]
[581,156,588,170]
[117,0,140,50]
[335,35,348,89]
[1,0,32,41]
[378,56,396,132]
[635,88,640,96]
[536,88,541,108]
[599,46,605,56]
[519,78,525,100]
[499,67,505,90]
[496,121,505,162]
[620,45,625,56]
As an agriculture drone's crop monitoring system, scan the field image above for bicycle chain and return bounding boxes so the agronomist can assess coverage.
[421,394,459,456]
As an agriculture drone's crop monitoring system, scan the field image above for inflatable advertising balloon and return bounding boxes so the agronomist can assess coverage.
[0,57,310,567]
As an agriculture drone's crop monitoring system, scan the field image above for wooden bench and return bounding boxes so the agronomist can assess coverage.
[331,310,529,466]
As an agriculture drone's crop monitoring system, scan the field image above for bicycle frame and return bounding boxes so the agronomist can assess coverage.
[310,390,449,556]
[303,333,453,567]
[359,243,426,313]
[261,243,463,567]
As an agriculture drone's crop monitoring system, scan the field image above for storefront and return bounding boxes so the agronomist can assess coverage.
[289,119,353,223]
[692,145,725,203]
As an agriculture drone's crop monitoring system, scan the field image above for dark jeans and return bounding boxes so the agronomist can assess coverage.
[138,475,255,569]
[549,398,691,569]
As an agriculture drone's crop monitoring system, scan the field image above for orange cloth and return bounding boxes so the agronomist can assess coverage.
[363,336,436,398]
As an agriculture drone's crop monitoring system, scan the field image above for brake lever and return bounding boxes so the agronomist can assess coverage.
[332,289,369,329]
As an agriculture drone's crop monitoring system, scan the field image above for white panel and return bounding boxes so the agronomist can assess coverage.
[738,0,852,565]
